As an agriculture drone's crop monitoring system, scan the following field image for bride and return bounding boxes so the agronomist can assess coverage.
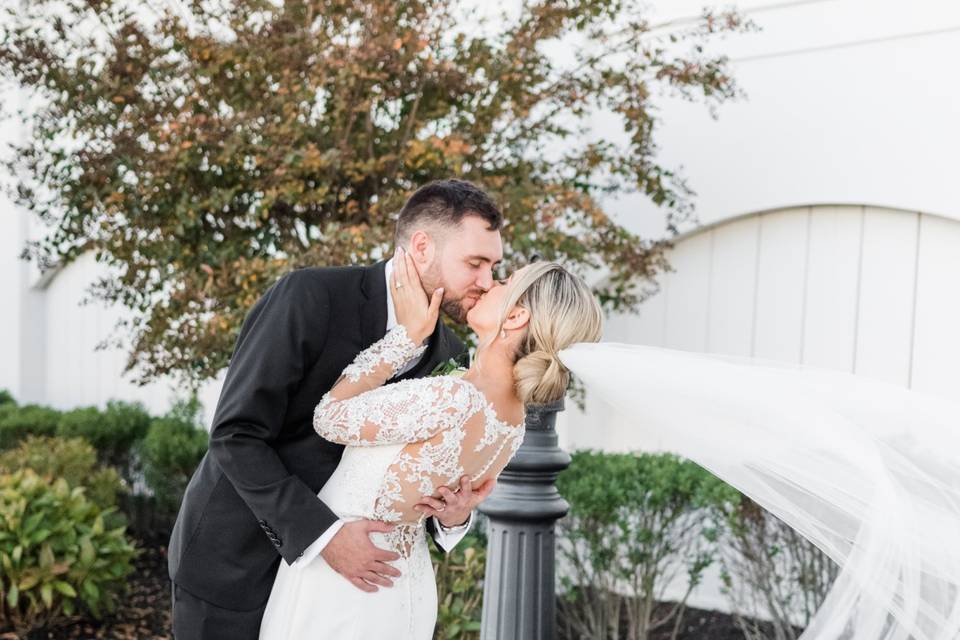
[258,252,603,639]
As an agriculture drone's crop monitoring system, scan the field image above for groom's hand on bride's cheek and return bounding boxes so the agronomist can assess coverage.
[320,520,402,593]
[415,476,498,528]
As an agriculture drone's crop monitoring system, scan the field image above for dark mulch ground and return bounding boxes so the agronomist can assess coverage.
[23,536,172,640]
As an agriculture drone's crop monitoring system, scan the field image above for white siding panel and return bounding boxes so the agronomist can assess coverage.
[662,231,713,351]
[629,287,667,347]
[602,309,635,342]
[706,215,760,356]
[910,215,960,397]
[752,209,810,362]
[39,254,223,425]
[801,206,863,371]
[853,208,919,386]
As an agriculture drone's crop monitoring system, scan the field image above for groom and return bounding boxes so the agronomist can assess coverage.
[168,179,505,639]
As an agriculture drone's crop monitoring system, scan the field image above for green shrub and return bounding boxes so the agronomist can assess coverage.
[56,401,151,477]
[0,436,125,512]
[556,450,740,640]
[0,405,62,451]
[0,389,15,407]
[55,406,102,444]
[137,396,208,511]
[716,498,837,640]
[0,404,15,426]
[432,530,486,640]
[0,469,137,634]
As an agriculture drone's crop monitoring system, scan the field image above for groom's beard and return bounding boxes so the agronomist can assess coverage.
[441,292,481,325]
[421,263,481,326]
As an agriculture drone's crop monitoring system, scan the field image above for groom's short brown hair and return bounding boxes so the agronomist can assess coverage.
[395,179,502,245]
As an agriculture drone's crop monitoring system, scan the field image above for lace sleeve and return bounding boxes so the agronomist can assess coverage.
[373,392,526,543]
[315,373,526,556]
[340,324,426,390]
[314,373,489,446]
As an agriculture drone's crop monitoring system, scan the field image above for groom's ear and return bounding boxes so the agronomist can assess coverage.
[408,229,436,266]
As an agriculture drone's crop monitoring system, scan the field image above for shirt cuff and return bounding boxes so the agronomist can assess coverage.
[432,512,473,552]
[290,519,345,568]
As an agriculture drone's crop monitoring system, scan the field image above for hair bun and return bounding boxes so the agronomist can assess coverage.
[514,349,570,406]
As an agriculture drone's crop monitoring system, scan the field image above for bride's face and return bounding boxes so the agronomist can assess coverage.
[466,267,526,337]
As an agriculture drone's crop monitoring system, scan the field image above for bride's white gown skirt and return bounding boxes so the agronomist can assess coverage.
[258,445,438,640]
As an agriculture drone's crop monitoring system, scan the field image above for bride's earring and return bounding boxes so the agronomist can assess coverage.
[500,328,507,340]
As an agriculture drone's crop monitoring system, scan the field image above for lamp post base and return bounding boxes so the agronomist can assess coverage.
[479,398,569,640]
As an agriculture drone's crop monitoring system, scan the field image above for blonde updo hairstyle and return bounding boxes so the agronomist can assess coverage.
[490,262,603,405]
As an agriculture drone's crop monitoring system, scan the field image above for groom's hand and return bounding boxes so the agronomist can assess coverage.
[320,520,401,593]
[415,476,497,528]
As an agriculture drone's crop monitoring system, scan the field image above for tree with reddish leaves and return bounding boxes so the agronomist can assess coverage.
[0,0,751,387]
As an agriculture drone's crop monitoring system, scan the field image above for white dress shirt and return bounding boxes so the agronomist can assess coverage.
[291,259,472,568]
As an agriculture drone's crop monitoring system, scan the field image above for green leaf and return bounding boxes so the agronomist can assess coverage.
[31,527,52,545]
[83,578,100,600]
[39,543,54,570]
[54,580,77,597]
[18,572,40,590]
[80,537,95,566]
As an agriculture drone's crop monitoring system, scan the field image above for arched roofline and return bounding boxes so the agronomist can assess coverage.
[672,202,959,244]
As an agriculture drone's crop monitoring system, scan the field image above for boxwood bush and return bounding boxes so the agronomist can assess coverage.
[56,401,151,481]
[0,469,137,635]
[137,396,208,512]
[0,405,62,451]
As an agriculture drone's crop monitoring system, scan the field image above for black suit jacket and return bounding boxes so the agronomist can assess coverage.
[167,261,467,611]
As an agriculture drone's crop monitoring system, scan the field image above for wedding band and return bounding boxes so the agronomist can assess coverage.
[395,282,403,289]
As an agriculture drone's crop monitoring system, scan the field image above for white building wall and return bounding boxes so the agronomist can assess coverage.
[599,0,960,238]
[561,204,960,448]
[39,250,225,418]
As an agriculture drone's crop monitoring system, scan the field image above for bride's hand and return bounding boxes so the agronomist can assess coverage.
[392,247,443,345]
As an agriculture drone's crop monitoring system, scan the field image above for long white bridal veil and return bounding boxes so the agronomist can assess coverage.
[557,341,960,640]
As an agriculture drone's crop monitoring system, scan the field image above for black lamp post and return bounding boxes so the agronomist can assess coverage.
[478,398,569,639]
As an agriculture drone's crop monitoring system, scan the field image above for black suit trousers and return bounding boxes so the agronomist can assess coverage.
[171,581,266,640]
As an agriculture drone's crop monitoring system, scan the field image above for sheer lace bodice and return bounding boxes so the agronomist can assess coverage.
[312,325,525,556]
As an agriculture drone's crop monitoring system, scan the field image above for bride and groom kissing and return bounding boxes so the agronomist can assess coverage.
[167,178,604,639]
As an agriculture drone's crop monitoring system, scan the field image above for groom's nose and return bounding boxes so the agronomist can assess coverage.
[475,268,494,292]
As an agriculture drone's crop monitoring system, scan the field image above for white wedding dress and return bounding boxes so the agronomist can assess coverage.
[258,326,524,640]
